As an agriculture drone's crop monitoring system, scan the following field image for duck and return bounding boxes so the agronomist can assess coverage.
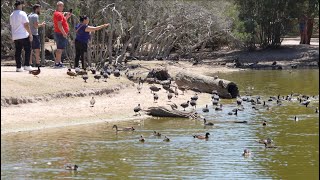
[193,132,210,139]
[94,74,101,82]
[228,109,238,116]
[82,74,89,83]
[90,97,95,107]
[191,93,198,101]
[257,138,272,144]
[153,93,159,103]
[103,72,109,82]
[236,98,242,106]
[112,125,135,131]
[167,93,173,101]
[242,149,251,156]
[294,116,299,122]
[264,142,277,148]
[212,94,220,101]
[29,66,41,77]
[162,84,171,92]
[190,100,197,109]
[134,104,141,115]
[114,69,120,78]
[174,87,179,97]
[139,135,145,142]
[153,131,161,137]
[77,68,87,75]
[150,85,161,93]
[67,68,77,78]
[316,107,319,113]
[262,120,267,126]
[212,100,219,106]
[163,136,170,142]
[203,118,214,126]
[90,67,96,74]
[301,100,311,107]
[215,104,223,111]
[202,105,209,112]
[180,101,189,111]
[65,164,78,171]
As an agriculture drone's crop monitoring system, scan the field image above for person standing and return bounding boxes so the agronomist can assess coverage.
[53,1,71,68]
[28,4,46,67]
[10,0,33,72]
[74,15,109,69]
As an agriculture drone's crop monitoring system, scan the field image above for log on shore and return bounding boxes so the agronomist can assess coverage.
[175,71,239,99]
[145,106,199,119]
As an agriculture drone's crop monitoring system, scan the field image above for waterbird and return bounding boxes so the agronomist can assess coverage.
[294,116,299,122]
[67,68,77,78]
[215,104,223,111]
[114,69,120,78]
[134,104,141,115]
[264,142,277,148]
[163,136,170,142]
[65,164,78,171]
[180,101,189,111]
[29,66,41,77]
[150,85,161,93]
[153,93,159,103]
[204,118,214,126]
[242,149,251,156]
[139,135,145,142]
[190,100,197,109]
[90,97,95,107]
[167,93,173,101]
[94,74,101,82]
[153,131,161,137]
[193,132,210,139]
[202,105,209,112]
[262,120,267,126]
[82,74,88,82]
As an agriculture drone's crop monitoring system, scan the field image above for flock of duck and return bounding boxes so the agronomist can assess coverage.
[63,66,319,170]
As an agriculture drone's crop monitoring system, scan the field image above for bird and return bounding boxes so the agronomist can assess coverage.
[134,104,142,115]
[202,105,209,112]
[139,135,145,142]
[65,164,78,171]
[178,86,186,95]
[190,100,197,109]
[75,67,80,73]
[82,74,88,82]
[167,93,173,101]
[180,101,189,111]
[153,131,161,137]
[301,100,311,107]
[150,85,161,93]
[237,98,242,106]
[103,72,109,82]
[153,93,159,103]
[262,120,267,126]
[163,136,170,142]
[137,84,142,94]
[272,61,277,66]
[114,69,120,78]
[174,87,179,97]
[316,107,319,113]
[264,142,277,148]
[257,138,273,144]
[193,132,210,139]
[90,97,95,107]
[191,93,198,101]
[112,125,135,131]
[94,74,101,82]
[76,68,87,75]
[212,94,220,101]
[228,109,238,116]
[67,68,77,78]
[29,66,41,77]
[90,68,96,74]
[215,104,223,111]
[162,84,171,92]
[203,118,214,126]
[294,116,299,122]
[242,149,251,156]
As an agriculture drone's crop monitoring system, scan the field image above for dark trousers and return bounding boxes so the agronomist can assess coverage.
[14,37,31,68]
[74,40,88,69]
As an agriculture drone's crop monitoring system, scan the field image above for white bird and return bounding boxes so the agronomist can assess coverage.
[90,97,95,107]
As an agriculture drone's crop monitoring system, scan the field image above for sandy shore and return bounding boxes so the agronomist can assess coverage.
[1,61,235,134]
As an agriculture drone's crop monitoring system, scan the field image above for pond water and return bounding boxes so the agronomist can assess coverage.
[1,69,319,179]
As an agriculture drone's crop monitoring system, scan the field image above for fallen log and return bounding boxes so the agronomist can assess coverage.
[145,106,199,119]
[175,71,239,99]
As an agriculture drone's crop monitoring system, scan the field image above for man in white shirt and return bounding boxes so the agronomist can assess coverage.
[10,0,33,72]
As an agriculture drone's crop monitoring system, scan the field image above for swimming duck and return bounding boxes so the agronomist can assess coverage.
[202,105,209,112]
[242,149,251,156]
[262,120,267,126]
[215,104,223,111]
[264,142,277,148]
[139,135,145,142]
[153,131,161,137]
[90,97,95,107]
[134,104,141,115]
[65,164,78,171]
[257,138,272,144]
[193,132,210,139]
[228,109,238,116]
[203,119,214,126]
[112,125,135,131]
[163,136,170,142]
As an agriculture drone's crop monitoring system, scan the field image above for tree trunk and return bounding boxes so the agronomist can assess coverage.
[175,71,239,99]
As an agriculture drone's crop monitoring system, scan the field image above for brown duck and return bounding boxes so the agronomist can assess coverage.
[29,66,40,77]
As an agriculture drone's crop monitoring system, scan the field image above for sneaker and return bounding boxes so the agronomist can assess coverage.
[54,62,65,68]
[24,66,33,71]
[16,68,24,72]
